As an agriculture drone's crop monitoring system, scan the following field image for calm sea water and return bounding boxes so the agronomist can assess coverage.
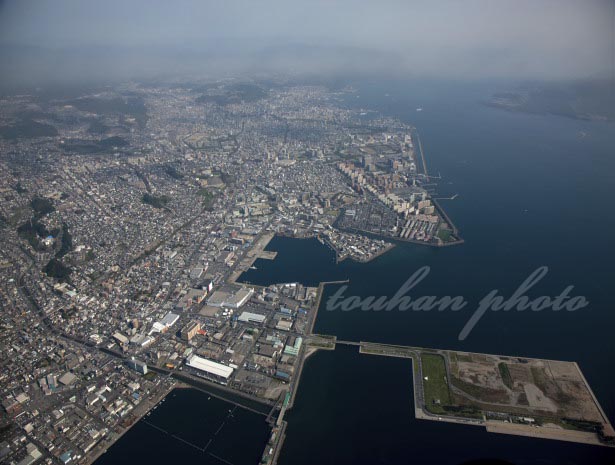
[95,388,270,465]
[241,80,615,465]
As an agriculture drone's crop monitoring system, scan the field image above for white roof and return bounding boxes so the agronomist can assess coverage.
[152,322,165,333]
[186,355,234,379]
[160,312,179,327]
[207,287,254,308]
[238,311,266,323]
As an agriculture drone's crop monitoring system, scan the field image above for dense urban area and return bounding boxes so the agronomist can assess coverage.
[0,78,464,465]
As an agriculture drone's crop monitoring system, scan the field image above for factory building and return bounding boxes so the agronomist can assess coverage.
[237,311,267,324]
[284,336,303,356]
[185,354,233,384]
[276,318,293,331]
[207,287,254,309]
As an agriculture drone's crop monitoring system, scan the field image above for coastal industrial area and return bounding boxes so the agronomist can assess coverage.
[0,76,610,465]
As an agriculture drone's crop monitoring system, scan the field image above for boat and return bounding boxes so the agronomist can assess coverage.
[416,107,423,112]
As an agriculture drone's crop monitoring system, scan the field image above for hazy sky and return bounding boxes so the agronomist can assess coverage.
[0,0,613,85]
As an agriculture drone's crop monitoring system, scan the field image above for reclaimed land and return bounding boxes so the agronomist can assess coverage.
[302,340,615,448]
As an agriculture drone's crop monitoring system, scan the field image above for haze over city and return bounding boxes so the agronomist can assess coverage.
[1,0,613,87]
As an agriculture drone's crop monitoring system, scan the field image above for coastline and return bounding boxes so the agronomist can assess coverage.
[87,381,177,464]
[285,279,349,412]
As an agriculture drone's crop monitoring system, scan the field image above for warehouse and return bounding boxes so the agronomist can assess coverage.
[207,287,254,309]
[185,354,234,384]
[237,311,266,324]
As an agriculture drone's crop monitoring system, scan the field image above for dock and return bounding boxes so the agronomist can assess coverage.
[258,250,278,260]
[229,231,275,283]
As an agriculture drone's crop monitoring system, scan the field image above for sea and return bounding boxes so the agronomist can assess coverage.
[97,79,615,465]
[94,388,271,465]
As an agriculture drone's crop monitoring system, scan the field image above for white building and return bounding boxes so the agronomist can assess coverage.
[237,311,267,324]
[207,287,254,309]
[185,354,233,383]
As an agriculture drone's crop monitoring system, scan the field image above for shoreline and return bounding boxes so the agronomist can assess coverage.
[228,230,276,284]
[319,233,396,264]
[87,381,177,464]
[285,279,349,412]
[277,231,398,263]
[337,224,464,247]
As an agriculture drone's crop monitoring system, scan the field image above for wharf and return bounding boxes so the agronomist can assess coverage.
[258,250,278,260]
[229,231,275,283]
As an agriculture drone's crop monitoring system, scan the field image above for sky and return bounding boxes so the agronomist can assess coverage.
[0,0,613,86]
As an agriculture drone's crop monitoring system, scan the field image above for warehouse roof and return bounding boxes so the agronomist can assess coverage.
[186,355,233,379]
[238,311,266,323]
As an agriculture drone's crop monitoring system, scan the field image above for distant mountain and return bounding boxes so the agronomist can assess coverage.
[487,79,615,121]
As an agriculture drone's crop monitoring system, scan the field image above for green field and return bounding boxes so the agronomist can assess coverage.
[421,353,452,414]
[197,188,215,210]
[437,228,453,242]
[142,193,170,209]
[498,362,513,389]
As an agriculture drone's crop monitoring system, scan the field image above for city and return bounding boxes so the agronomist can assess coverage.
[0,78,461,464]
